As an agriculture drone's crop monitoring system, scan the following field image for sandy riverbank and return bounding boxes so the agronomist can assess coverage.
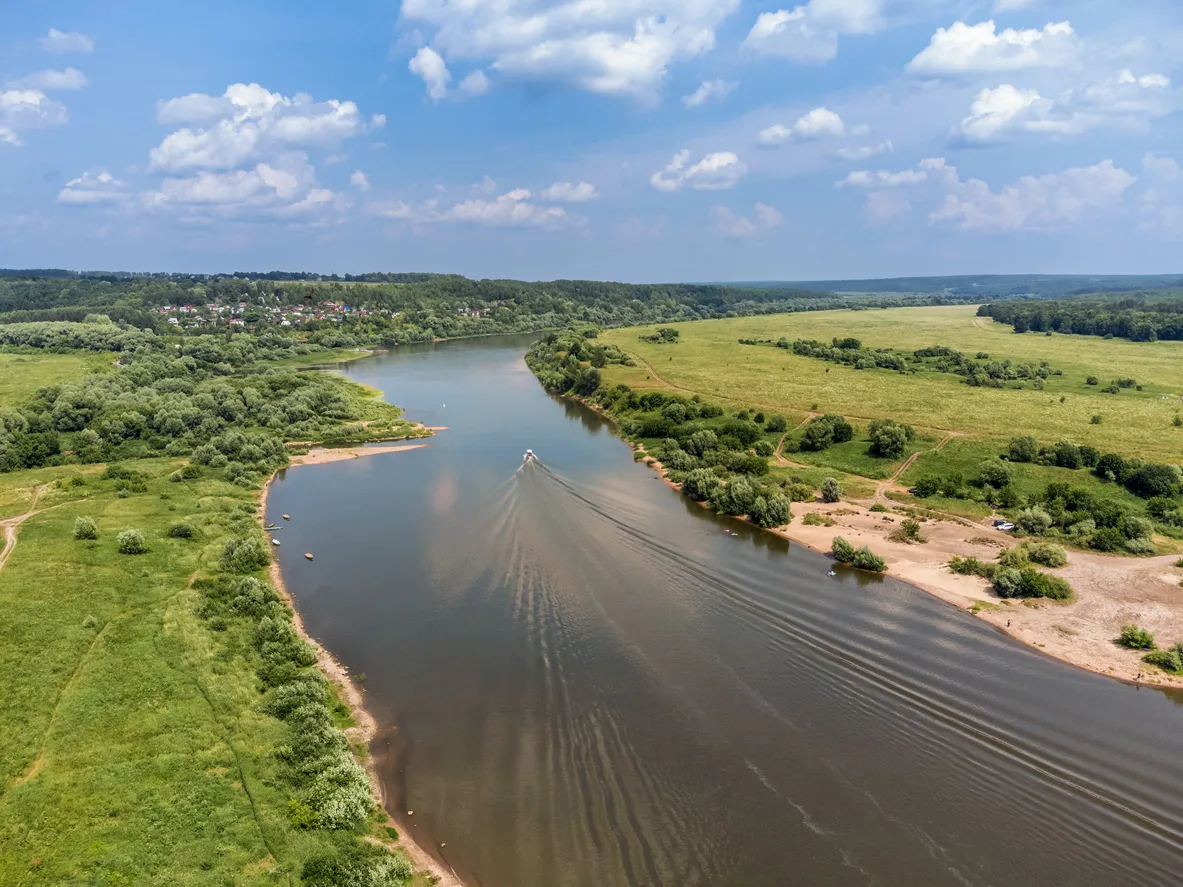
[633,449,1183,690]
[259,446,465,887]
[284,442,432,467]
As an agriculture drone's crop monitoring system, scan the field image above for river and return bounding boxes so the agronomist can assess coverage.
[266,336,1183,887]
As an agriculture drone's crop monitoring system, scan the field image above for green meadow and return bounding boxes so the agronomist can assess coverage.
[0,352,114,406]
[602,305,1183,462]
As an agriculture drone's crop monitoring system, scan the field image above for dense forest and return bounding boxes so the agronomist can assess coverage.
[978,297,1183,342]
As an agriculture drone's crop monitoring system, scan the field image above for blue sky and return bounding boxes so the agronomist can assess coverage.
[2,0,1181,280]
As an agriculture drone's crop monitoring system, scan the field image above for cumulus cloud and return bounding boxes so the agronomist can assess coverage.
[927,158,1135,231]
[758,106,845,146]
[742,0,884,64]
[10,68,88,91]
[908,20,1077,75]
[39,28,94,54]
[459,70,491,97]
[683,79,737,108]
[954,71,1173,142]
[57,171,129,205]
[835,140,893,160]
[0,89,69,146]
[650,149,746,192]
[1139,154,1183,236]
[409,47,452,101]
[371,186,580,229]
[350,170,371,191]
[399,0,742,102]
[541,181,598,202]
[837,168,927,188]
[149,83,369,172]
[712,202,782,237]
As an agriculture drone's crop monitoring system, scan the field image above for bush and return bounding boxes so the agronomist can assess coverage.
[73,516,98,540]
[167,522,199,540]
[301,842,413,887]
[752,495,791,528]
[889,518,925,544]
[1144,645,1183,674]
[913,475,942,498]
[1008,435,1038,463]
[993,567,1073,600]
[753,439,775,457]
[998,547,1030,568]
[116,529,148,555]
[820,477,842,503]
[1118,624,1156,650]
[978,459,1013,489]
[786,482,815,502]
[1016,507,1053,536]
[949,556,995,579]
[831,536,856,562]
[851,546,887,572]
[1124,537,1157,555]
[219,536,272,573]
[1025,542,1067,568]
[870,503,887,513]
[765,414,788,433]
[803,512,834,527]
[868,419,913,459]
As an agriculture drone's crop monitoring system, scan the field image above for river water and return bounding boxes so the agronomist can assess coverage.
[266,337,1183,887]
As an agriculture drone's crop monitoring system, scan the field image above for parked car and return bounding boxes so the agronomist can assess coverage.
[993,519,1016,531]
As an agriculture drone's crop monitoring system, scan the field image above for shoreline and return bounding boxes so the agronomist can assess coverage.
[576,394,1183,691]
[259,442,466,887]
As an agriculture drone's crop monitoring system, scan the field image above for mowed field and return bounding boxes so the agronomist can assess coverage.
[601,306,1183,462]
[0,352,114,404]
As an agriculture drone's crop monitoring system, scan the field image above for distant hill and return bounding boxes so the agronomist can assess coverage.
[732,275,1183,299]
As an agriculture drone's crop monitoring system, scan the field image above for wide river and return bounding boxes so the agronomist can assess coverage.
[267,336,1183,887]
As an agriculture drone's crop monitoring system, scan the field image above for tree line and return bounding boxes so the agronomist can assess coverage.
[978,297,1183,342]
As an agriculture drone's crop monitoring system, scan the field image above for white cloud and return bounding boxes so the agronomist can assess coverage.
[0,89,69,146]
[956,84,1045,141]
[955,71,1174,142]
[864,190,912,223]
[10,68,87,91]
[350,170,371,191]
[149,83,368,172]
[39,28,94,54]
[459,70,491,97]
[409,47,451,101]
[712,202,783,237]
[742,0,884,64]
[650,149,746,192]
[57,171,129,205]
[399,0,742,102]
[371,113,387,128]
[908,20,1077,75]
[758,106,845,145]
[837,168,927,188]
[835,140,893,160]
[372,187,580,229]
[683,79,737,108]
[541,181,599,202]
[1139,155,1183,236]
[929,158,1135,231]
[141,152,346,221]
[1143,154,1181,183]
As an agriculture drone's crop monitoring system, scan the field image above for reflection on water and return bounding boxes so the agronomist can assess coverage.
[267,337,1183,887]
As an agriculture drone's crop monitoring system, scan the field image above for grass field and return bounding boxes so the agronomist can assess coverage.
[0,352,114,405]
[0,462,402,884]
[602,306,1183,461]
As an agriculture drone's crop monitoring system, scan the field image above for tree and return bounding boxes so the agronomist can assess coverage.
[832,536,856,562]
[1008,435,1038,463]
[821,477,842,503]
[684,430,718,456]
[868,419,909,459]
[682,468,721,501]
[978,459,1013,489]
[1016,507,1053,535]
[220,536,271,573]
[1126,463,1181,498]
[765,414,788,433]
[74,516,98,540]
[117,529,148,555]
[1118,625,1156,650]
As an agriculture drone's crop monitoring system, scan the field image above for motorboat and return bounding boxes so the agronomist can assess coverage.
[523,449,536,463]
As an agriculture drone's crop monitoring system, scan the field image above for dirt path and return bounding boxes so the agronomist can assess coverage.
[869,432,960,505]
[0,484,49,575]
[773,412,818,468]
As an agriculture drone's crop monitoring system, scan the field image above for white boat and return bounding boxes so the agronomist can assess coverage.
[523,449,536,463]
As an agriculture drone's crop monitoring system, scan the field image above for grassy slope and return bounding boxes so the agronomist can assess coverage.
[0,352,114,405]
[0,463,359,885]
[601,306,1183,461]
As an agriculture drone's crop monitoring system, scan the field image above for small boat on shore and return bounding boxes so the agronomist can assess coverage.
[304,552,314,561]
[271,539,281,546]
[282,514,291,521]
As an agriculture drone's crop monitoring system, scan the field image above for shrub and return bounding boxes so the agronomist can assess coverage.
[1086,375,1098,386]
[301,843,413,887]
[753,495,791,528]
[1125,537,1157,555]
[993,567,1073,601]
[1118,624,1156,650]
[219,536,271,573]
[1008,435,1038,463]
[167,522,199,540]
[820,477,842,503]
[803,512,834,527]
[1143,645,1183,675]
[1089,527,1127,552]
[870,503,887,513]
[831,536,856,562]
[868,419,913,459]
[949,556,995,579]
[1025,542,1067,568]
[978,459,1013,489]
[73,516,98,540]
[1090,415,1102,425]
[889,518,925,544]
[851,546,887,572]
[913,475,942,498]
[786,482,815,502]
[117,529,148,555]
[998,546,1030,568]
[1015,507,1053,535]
[765,414,788,433]
[682,468,722,501]
[753,440,775,457]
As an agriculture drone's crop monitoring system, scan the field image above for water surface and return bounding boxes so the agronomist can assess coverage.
[267,337,1183,887]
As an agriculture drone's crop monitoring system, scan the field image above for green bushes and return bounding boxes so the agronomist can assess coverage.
[802,414,853,451]
[820,477,842,503]
[73,516,98,540]
[765,414,788,433]
[116,528,148,555]
[1143,645,1183,675]
[803,512,834,526]
[1000,541,1068,569]
[1118,624,1156,650]
[301,842,413,887]
[889,518,925,544]
[166,521,199,540]
[992,567,1073,601]
[831,536,887,572]
[867,418,914,459]
[949,556,996,579]
[219,536,271,573]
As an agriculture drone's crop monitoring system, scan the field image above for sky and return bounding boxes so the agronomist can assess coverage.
[1,0,1181,281]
